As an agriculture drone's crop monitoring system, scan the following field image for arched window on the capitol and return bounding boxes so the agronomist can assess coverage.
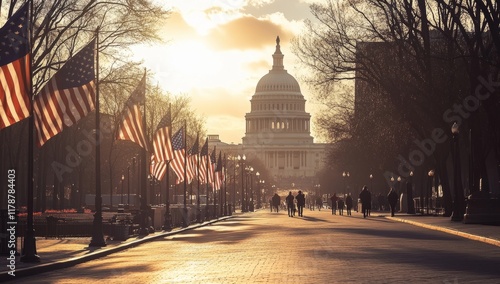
[281,122,285,129]
[271,121,275,129]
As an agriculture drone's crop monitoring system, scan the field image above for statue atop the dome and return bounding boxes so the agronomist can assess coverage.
[276,36,280,45]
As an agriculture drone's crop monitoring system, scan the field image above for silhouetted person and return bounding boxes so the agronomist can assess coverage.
[286,192,295,217]
[330,193,338,215]
[296,191,306,217]
[316,196,323,211]
[387,188,398,217]
[345,194,353,216]
[272,193,280,213]
[359,186,372,218]
[337,198,345,215]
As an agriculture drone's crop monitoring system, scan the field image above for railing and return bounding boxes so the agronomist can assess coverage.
[413,197,443,215]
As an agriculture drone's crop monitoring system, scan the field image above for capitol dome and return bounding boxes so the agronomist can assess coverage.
[255,70,301,93]
[243,36,312,146]
[254,37,302,95]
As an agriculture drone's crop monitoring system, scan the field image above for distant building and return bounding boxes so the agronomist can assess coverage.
[213,37,328,189]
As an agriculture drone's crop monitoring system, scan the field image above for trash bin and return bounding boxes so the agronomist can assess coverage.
[113,224,130,241]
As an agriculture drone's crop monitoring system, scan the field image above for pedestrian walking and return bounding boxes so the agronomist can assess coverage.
[359,186,372,218]
[337,198,345,215]
[271,193,281,213]
[387,187,398,217]
[345,194,353,216]
[296,190,306,217]
[286,192,295,217]
[316,196,323,211]
[330,193,338,215]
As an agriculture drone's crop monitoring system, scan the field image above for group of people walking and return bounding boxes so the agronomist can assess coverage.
[269,185,399,219]
[329,193,353,216]
[270,191,306,217]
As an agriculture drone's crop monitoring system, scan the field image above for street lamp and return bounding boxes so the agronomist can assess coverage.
[407,171,415,214]
[248,166,254,211]
[238,154,246,212]
[256,172,261,209]
[260,180,265,209]
[343,172,349,193]
[121,174,125,205]
[451,122,465,221]
[428,170,434,215]
[369,174,373,192]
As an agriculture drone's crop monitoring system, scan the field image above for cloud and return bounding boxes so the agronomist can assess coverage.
[205,16,294,50]
[160,12,199,40]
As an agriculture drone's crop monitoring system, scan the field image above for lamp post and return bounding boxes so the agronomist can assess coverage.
[369,174,373,192]
[428,170,434,215]
[238,154,246,212]
[260,180,265,209]
[256,172,260,209]
[233,158,238,213]
[121,174,125,205]
[407,171,415,214]
[397,176,402,211]
[451,122,465,221]
[397,176,401,194]
[248,167,254,211]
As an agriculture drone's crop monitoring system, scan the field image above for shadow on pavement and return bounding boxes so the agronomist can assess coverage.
[329,227,450,241]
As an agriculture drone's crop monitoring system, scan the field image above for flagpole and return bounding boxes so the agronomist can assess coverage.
[88,28,106,248]
[205,138,210,220]
[182,121,188,227]
[196,135,201,223]
[224,153,228,216]
[21,0,40,262]
[139,69,149,236]
[213,146,217,219]
[162,161,172,231]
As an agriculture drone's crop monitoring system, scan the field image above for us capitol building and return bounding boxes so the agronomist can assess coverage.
[210,37,327,189]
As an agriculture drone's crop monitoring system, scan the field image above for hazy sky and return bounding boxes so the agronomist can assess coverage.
[133,0,322,144]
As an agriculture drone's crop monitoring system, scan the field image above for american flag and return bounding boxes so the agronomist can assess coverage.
[152,108,173,162]
[187,135,199,183]
[150,155,167,181]
[199,138,208,184]
[0,3,30,130]
[208,147,216,186]
[170,127,185,184]
[214,151,223,190]
[115,73,149,151]
[34,39,96,147]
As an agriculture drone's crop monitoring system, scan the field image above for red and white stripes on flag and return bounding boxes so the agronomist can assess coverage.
[0,3,30,130]
[186,136,199,183]
[199,138,208,184]
[214,152,223,190]
[170,127,185,184]
[33,40,96,147]
[208,148,216,186]
[152,109,173,163]
[116,73,149,151]
[150,155,167,181]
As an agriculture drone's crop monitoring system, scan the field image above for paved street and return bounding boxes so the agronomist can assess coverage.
[12,209,500,283]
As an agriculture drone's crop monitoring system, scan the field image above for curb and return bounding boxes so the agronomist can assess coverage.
[387,216,500,248]
[1,216,234,282]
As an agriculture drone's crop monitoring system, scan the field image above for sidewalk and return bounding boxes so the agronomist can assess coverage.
[386,213,500,247]
[0,216,233,282]
[1,211,499,281]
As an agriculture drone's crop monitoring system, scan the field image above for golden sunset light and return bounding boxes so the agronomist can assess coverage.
[132,0,322,144]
